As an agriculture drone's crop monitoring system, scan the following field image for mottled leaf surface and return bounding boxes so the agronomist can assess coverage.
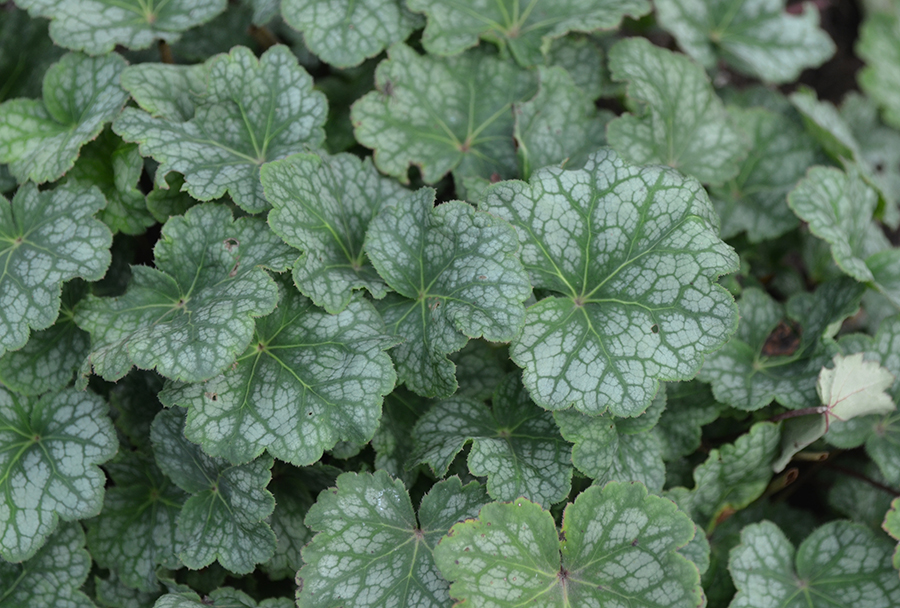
[711,106,816,242]
[0,387,117,562]
[698,281,864,411]
[607,37,747,185]
[0,7,64,103]
[159,278,396,466]
[408,0,649,66]
[412,373,572,506]
[298,472,487,608]
[0,524,93,608]
[0,280,89,395]
[656,381,722,461]
[365,189,530,397]
[155,587,292,608]
[654,0,834,83]
[351,43,537,184]
[15,0,226,54]
[858,12,900,131]
[261,152,409,313]
[0,51,127,183]
[514,65,611,180]
[115,45,326,213]
[283,0,422,68]
[86,452,187,592]
[434,481,700,607]
[729,520,900,607]
[482,148,738,415]
[150,408,276,573]
[371,387,427,487]
[885,497,900,571]
[76,204,293,383]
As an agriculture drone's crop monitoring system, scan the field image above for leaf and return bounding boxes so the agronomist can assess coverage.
[298,472,488,608]
[885,497,900,571]
[114,45,327,213]
[64,128,154,235]
[656,381,723,461]
[150,408,276,573]
[159,276,396,467]
[350,43,537,184]
[698,280,864,411]
[119,63,209,123]
[155,587,293,608]
[710,106,817,242]
[788,164,889,283]
[76,203,294,383]
[0,523,93,608]
[554,390,667,491]
[371,387,427,486]
[0,51,128,183]
[365,188,530,398]
[0,183,111,358]
[772,413,827,473]
[0,280,90,395]
[282,0,422,68]
[819,352,895,423]
[434,481,701,607]
[108,370,165,451]
[729,520,900,607]
[829,461,895,529]
[654,0,834,83]
[449,339,509,400]
[482,147,738,415]
[85,451,187,592]
[674,421,781,530]
[545,34,606,101]
[262,463,339,581]
[94,571,162,608]
[407,0,650,66]
[261,151,409,314]
[607,37,748,185]
[513,65,612,180]
[15,0,227,54]
[0,7,65,103]
[145,173,200,224]
[411,372,573,506]
[858,12,900,131]
[0,386,117,562]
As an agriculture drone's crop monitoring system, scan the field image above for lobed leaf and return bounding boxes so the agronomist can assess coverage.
[482,147,738,416]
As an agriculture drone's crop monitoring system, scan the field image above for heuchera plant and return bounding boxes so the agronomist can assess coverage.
[3,0,900,606]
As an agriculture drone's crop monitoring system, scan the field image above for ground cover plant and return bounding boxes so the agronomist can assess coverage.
[2,0,900,606]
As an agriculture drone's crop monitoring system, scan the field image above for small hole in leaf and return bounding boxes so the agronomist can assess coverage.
[651,324,659,334]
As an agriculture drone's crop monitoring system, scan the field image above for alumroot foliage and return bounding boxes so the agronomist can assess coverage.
[1,1,900,607]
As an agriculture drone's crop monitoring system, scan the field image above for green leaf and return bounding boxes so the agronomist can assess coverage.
[482,148,738,416]
[0,523,93,608]
[858,12,900,131]
[159,276,396,466]
[656,381,723,461]
[434,481,700,607]
[710,106,817,242]
[119,63,209,123]
[85,451,187,592]
[282,0,422,68]
[108,370,165,451]
[365,188,530,397]
[350,43,537,184]
[244,0,280,25]
[674,421,781,530]
[411,372,572,506]
[0,183,111,358]
[554,390,667,491]
[788,164,889,283]
[261,151,409,314]
[829,462,895,529]
[0,387,117,562]
[0,51,128,183]
[15,0,227,54]
[114,45,327,213]
[772,414,827,473]
[0,7,65,103]
[298,472,487,608]
[150,408,276,573]
[64,129,154,235]
[449,339,509,400]
[545,34,606,101]
[407,0,650,66]
[0,280,90,395]
[885,497,900,571]
[698,280,864,411]
[371,387,426,486]
[607,37,748,185]
[95,571,162,608]
[654,0,834,83]
[262,463,339,581]
[155,587,293,608]
[76,203,294,383]
[729,520,900,607]
[513,65,612,180]
[145,173,200,224]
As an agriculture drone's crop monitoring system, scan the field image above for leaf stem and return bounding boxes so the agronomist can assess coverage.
[767,406,826,423]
